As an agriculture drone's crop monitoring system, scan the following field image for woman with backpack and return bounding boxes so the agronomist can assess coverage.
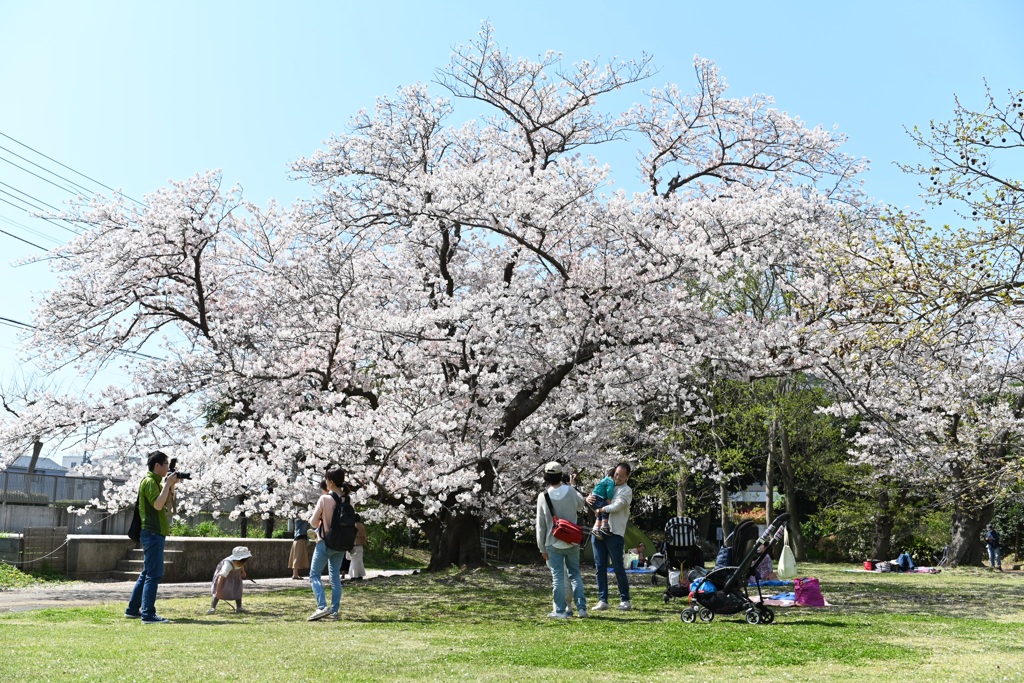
[307,470,351,621]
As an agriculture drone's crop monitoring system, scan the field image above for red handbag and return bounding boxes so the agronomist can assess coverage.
[544,492,585,545]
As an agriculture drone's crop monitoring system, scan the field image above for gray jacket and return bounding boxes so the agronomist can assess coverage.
[536,484,586,551]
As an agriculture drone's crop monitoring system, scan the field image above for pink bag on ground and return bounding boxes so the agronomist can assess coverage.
[794,577,825,607]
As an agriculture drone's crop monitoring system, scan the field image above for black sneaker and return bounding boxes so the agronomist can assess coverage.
[142,616,171,624]
[124,611,141,619]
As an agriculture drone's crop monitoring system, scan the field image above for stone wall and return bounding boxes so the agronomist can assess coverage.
[163,537,295,582]
[67,535,295,581]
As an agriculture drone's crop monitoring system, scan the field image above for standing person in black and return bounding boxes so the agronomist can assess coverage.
[985,524,1002,571]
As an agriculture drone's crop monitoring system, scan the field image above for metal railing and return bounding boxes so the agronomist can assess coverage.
[0,470,128,534]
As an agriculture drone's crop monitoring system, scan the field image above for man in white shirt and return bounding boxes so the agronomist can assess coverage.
[587,462,633,611]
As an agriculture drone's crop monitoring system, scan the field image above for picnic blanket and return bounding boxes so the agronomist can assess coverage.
[842,567,941,574]
[750,591,832,607]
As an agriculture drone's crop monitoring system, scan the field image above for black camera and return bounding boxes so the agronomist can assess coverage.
[168,458,192,480]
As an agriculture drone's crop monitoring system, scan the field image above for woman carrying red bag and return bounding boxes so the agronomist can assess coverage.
[536,461,588,619]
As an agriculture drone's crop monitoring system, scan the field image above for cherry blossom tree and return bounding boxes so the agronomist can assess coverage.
[820,85,1024,565]
[1,26,866,568]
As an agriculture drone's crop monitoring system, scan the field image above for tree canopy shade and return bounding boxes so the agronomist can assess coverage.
[0,26,867,567]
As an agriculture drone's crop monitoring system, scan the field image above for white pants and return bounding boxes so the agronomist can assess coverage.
[346,545,366,579]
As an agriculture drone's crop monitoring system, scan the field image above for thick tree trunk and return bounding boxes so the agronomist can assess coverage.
[264,513,275,539]
[426,510,485,571]
[777,423,805,560]
[26,439,43,474]
[765,417,775,526]
[947,502,992,567]
[237,495,248,538]
[677,465,688,517]
[870,487,895,560]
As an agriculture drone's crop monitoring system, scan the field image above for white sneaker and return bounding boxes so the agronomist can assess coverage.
[593,600,609,611]
[546,610,570,619]
[618,600,632,611]
[577,608,589,618]
[307,607,332,621]
[206,608,216,615]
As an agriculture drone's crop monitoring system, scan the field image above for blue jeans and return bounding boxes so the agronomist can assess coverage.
[988,544,1002,569]
[309,540,345,613]
[593,532,630,603]
[546,544,586,614]
[589,496,609,526]
[127,530,165,619]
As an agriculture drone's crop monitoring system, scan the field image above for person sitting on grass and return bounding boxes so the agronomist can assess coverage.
[208,546,251,614]
[633,543,648,568]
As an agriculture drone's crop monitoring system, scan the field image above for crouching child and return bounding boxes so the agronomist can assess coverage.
[208,546,251,614]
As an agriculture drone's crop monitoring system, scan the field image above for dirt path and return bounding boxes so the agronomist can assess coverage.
[0,570,415,613]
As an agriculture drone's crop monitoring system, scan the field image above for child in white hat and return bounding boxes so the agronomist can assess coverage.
[208,546,252,614]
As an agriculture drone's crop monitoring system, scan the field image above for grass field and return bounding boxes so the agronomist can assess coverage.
[1,563,1022,682]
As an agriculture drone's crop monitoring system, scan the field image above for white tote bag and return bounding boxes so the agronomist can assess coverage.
[777,527,798,579]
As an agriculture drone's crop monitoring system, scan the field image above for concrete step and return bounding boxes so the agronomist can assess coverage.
[126,548,184,560]
[113,542,185,581]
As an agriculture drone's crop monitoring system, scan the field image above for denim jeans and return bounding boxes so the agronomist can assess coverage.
[309,540,346,613]
[589,496,609,526]
[546,544,586,614]
[127,530,165,619]
[593,532,629,603]
[988,544,1002,569]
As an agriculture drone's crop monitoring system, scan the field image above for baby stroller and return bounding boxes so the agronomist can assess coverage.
[680,513,790,625]
[651,516,705,602]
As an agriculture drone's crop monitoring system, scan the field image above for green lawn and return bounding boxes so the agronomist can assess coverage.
[1,563,1022,682]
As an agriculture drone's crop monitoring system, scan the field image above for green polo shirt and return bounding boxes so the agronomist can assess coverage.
[138,471,170,536]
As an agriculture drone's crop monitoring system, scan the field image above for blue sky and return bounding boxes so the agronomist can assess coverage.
[1,0,1022,415]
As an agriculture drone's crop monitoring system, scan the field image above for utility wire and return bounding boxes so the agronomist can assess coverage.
[0,189,77,239]
[0,225,47,251]
[0,214,62,246]
[0,180,82,234]
[0,131,145,206]
[0,143,97,197]
[0,152,84,198]
[0,196,76,240]
[0,315,163,361]
[0,316,33,330]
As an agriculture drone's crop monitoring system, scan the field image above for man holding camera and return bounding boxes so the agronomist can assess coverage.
[125,451,180,624]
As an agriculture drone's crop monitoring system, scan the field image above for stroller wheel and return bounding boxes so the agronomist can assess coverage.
[760,607,775,624]
[663,593,671,604]
[744,608,762,625]
[680,608,696,624]
[697,607,714,623]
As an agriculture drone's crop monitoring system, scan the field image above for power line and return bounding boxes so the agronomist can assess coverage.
[0,131,145,206]
[0,180,82,234]
[0,315,163,361]
[0,152,84,198]
[0,316,32,330]
[0,225,47,251]
[0,190,77,240]
[0,214,62,247]
[0,143,97,197]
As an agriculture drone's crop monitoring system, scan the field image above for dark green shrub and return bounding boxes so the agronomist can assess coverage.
[170,520,228,537]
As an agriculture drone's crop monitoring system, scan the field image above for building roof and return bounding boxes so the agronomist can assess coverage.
[6,455,68,474]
